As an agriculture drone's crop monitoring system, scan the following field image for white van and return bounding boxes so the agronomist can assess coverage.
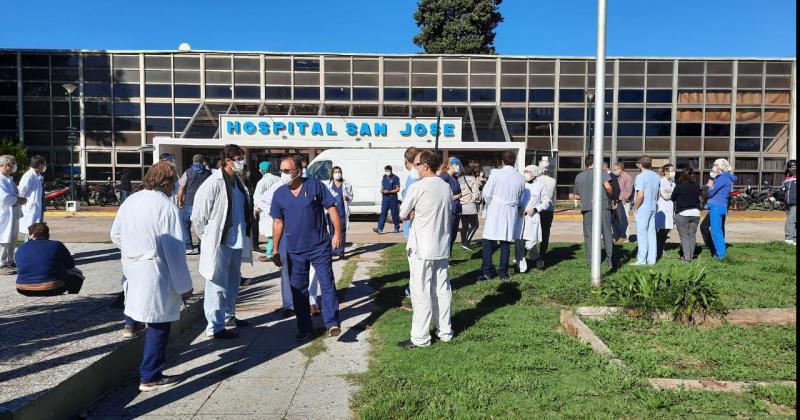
[307,148,408,214]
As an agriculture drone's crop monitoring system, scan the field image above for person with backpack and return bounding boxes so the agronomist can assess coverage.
[177,154,212,255]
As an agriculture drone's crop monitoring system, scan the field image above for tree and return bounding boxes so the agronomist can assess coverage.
[413,0,504,54]
[0,138,29,182]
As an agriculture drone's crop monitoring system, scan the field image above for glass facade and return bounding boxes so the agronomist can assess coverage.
[0,50,795,198]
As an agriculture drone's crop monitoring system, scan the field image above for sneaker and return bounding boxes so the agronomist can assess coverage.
[476,274,492,282]
[338,253,347,261]
[372,228,383,234]
[282,309,295,318]
[139,374,183,392]
[393,228,401,233]
[404,288,411,297]
[185,249,199,255]
[460,244,472,251]
[0,266,16,275]
[122,323,145,339]
[211,330,239,340]
[628,262,646,267]
[295,330,313,341]
[785,239,796,245]
[327,326,341,337]
[310,304,321,316]
[224,318,250,328]
[257,255,269,262]
[397,339,429,349]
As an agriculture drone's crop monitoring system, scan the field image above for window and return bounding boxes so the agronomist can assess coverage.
[500,89,526,102]
[113,83,139,98]
[617,123,643,136]
[735,124,761,137]
[470,89,495,102]
[353,88,378,101]
[234,86,259,99]
[559,108,584,121]
[618,108,644,121]
[308,160,332,181]
[145,103,171,117]
[645,123,670,136]
[443,88,467,102]
[647,90,672,103]
[266,86,291,100]
[145,84,171,98]
[704,124,730,137]
[411,88,436,102]
[529,89,554,103]
[529,107,553,121]
[384,88,408,102]
[559,123,584,136]
[734,138,760,152]
[618,90,644,103]
[325,87,350,101]
[294,87,320,100]
[676,123,702,136]
[205,85,231,99]
[294,59,320,72]
[646,108,671,121]
[500,107,526,121]
[559,89,584,103]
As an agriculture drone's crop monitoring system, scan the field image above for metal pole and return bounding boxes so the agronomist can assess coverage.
[590,0,608,287]
[67,92,74,202]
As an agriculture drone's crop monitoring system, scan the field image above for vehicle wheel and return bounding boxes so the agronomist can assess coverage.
[737,200,750,211]
[53,199,65,210]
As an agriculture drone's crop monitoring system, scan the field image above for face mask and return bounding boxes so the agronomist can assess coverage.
[333,172,342,181]
[669,171,676,179]
[613,170,621,176]
[452,166,460,174]
[259,169,268,175]
[232,160,245,174]
[385,171,392,177]
[41,166,47,174]
[281,172,296,185]
[410,166,421,180]
[524,173,535,182]
[12,164,17,173]
[710,172,718,179]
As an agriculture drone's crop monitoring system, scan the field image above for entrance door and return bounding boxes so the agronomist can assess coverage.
[180,147,223,173]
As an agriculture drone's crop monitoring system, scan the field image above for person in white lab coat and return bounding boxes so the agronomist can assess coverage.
[656,163,676,259]
[18,155,46,241]
[0,155,26,275]
[253,161,280,262]
[479,151,525,282]
[537,161,557,257]
[110,161,194,392]
[191,144,254,340]
[398,150,453,348]
[324,166,353,259]
[514,165,550,273]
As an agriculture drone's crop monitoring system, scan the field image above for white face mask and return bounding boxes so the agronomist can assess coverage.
[12,164,17,173]
[710,171,718,179]
[524,173,535,182]
[281,172,296,185]
[612,170,621,176]
[232,160,245,174]
[409,166,421,180]
[41,166,47,174]
[452,165,460,174]
[385,171,392,177]
[333,172,342,181]
[669,171,676,179]
[301,168,308,178]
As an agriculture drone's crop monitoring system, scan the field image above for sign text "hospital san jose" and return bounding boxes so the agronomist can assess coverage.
[219,115,462,142]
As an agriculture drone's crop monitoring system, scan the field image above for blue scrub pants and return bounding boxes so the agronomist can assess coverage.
[377,195,400,231]
[329,216,347,255]
[204,245,242,335]
[635,209,657,265]
[448,213,460,249]
[481,239,511,278]
[180,205,193,251]
[708,204,728,260]
[287,246,340,333]
[140,321,171,384]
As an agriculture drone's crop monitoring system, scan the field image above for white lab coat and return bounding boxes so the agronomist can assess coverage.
[110,190,193,323]
[253,173,281,236]
[191,170,253,281]
[516,179,550,244]
[657,177,675,230]
[324,179,354,229]
[481,166,525,242]
[0,173,20,244]
[538,174,557,212]
[258,181,284,239]
[18,168,44,234]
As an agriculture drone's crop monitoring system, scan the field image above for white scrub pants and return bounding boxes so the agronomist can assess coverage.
[0,220,19,267]
[280,246,320,309]
[204,245,242,335]
[635,209,657,265]
[408,253,452,347]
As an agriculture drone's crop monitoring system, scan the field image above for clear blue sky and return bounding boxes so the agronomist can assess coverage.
[1,0,795,57]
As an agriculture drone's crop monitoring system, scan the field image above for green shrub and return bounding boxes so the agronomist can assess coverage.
[594,265,726,324]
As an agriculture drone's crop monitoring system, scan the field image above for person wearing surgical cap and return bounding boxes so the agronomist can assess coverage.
[536,161,557,257]
[514,165,550,272]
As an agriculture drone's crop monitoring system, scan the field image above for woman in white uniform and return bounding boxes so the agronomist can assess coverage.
[656,163,676,259]
[514,165,550,273]
[18,155,47,241]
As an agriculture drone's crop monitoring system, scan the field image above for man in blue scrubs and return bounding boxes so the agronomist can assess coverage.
[271,155,343,340]
[374,165,401,234]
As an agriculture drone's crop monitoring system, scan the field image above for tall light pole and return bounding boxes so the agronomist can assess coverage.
[586,91,595,150]
[62,83,77,201]
[590,0,608,287]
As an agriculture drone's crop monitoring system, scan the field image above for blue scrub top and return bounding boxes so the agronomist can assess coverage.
[270,177,337,254]
[634,170,661,212]
[381,174,401,198]
[330,181,346,217]
[440,172,462,215]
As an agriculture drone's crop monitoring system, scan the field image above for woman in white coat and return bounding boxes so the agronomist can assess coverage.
[110,161,193,392]
[18,155,47,240]
[0,155,25,275]
[515,165,550,273]
[253,161,280,261]
[324,166,353,260]
[656,164,676,259]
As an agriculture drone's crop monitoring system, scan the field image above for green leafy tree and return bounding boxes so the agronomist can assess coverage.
[413,0,504,54]
[0,138,29,182]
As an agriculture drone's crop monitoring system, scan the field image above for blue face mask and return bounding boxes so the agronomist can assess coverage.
[301,168,308,178]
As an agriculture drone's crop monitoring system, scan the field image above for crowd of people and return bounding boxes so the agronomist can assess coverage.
[0,147,796,388]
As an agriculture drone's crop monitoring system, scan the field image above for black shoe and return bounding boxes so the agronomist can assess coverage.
[212,330,239,340]
[282,309,295,318]
[476,274,492,282]
[225,318,250,327]
[372,228,382,234]
[393,228,401,233]
[397,339,427,349]
[139,374,183,392]
[499,276,511,282]
[295,330,313,341]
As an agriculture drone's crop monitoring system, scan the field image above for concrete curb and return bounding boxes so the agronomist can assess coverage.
[0,296,205,420]
[575,306,796,325]
[559,310,624,366]
[647,378,797,393]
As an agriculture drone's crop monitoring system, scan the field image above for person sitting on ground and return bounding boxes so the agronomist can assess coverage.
[16,222,84,296]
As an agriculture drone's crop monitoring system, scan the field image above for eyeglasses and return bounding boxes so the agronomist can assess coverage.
[279,169,296,174]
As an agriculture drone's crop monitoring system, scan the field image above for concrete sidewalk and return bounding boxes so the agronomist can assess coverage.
[87,244,384,419]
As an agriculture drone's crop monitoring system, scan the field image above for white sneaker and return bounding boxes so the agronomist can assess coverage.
[785,240,795,245]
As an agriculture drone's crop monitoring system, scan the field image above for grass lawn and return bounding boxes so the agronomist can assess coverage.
[352,241,796,418]
[586,317,796,381]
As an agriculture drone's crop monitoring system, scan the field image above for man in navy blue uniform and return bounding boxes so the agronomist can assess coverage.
[373,165,401,234]
[271,155,343,340]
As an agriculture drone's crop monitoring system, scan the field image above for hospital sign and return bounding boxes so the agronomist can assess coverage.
[220,115,462,142]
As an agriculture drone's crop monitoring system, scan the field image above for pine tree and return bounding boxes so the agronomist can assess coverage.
[413,0,504,54]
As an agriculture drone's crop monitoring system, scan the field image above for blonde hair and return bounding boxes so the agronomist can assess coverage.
[714,158,733,173]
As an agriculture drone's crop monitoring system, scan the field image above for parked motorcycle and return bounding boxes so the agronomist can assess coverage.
[88,179,120,207]
[44,187,70,210]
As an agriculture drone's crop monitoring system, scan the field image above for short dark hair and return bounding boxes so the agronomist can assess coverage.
[417,150,438,171]
[639,155,653,170]
[28,222,49,239]
[501,151,516,166]
[223,144,245,160]
[281,154,304,171]
[384,165,392,171]
[30,155,47,168]
[613,162,625,170]
[678,167,695,184]
[585,154,595,168]
[404,147,419,164]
